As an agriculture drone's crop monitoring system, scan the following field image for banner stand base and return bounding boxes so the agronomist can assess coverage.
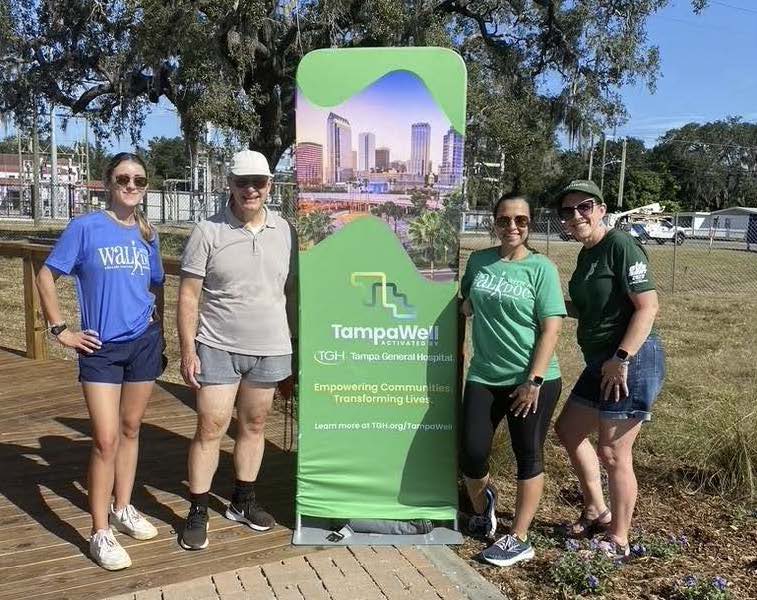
[293,516,463,546]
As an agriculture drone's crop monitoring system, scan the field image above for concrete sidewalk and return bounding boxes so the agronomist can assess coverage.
[105,545,505,600]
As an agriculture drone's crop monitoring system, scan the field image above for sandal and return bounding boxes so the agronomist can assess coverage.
[562,508,611,538]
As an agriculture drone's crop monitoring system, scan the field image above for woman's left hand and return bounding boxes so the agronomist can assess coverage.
[600,358,629,402]
[510,383,539,417]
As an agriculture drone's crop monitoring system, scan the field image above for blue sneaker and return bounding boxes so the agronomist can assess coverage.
[467,484,497,540]
[481,533,535,567]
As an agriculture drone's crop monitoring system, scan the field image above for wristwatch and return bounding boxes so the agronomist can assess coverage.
[50,322,67,336]
[528,376,544,388]
[615,348,631,362]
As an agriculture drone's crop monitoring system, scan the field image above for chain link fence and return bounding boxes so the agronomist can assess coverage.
[461,210,757,296]
[0,181,298,223]
[0,181,298,251]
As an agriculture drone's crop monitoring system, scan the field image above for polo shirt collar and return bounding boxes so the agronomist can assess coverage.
[225,202,277,230]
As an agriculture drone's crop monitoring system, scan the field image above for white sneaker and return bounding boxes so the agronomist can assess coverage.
[109,504,158,540]
[89,528,132,571]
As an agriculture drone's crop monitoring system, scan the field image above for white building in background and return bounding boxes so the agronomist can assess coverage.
[326,112,353,184]
[357,132,376,173]
[409,122,431,177]
[439,127,464,187]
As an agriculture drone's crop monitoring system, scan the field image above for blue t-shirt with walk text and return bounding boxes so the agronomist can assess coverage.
[45,211,165,343]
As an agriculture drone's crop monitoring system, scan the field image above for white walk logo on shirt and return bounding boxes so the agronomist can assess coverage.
[628,261,648,285]
[97,240,150,275]
[472,272,534,301]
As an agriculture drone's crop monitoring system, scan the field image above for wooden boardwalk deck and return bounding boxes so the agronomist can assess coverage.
[0,349,305,600]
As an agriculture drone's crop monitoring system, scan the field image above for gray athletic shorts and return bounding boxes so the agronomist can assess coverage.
[195,342,292,386]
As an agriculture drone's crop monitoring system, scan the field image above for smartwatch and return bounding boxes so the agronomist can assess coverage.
[528,376,544,388]
[615,348,630,362]
[50,322,68,336]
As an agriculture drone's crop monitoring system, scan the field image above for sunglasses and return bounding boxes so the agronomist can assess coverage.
[232,175,270,189]
[113,174,148,189]
[494,215,530,229]
[558,199,595,222]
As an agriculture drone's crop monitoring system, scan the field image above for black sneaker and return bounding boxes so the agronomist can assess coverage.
[179,503,209,550]
[225,497,276,531]
[467,484,497,540]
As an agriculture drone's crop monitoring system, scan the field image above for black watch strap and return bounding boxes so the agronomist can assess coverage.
[50,322,67,336]
[529,376,544,388]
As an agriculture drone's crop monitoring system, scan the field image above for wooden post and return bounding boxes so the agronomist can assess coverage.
[22,255,48,360]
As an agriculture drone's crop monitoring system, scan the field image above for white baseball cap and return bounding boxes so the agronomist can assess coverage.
[229,150,272,177]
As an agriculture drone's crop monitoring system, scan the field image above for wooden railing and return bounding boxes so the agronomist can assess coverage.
[0,240,181,360]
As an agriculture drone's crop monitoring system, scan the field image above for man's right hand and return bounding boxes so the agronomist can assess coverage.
[57,329,102,353]
[180,351,202,389]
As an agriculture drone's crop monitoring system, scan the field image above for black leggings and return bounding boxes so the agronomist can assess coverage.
[460,378,562,481]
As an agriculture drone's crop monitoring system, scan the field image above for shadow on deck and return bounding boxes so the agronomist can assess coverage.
[0,349,305,600]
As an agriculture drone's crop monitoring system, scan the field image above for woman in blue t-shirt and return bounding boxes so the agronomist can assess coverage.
[36,153,165,571]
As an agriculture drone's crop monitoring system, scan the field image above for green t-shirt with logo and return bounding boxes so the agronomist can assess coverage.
[461,248,567,386]
[568,228,656,358]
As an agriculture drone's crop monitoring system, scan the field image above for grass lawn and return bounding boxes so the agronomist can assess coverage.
[1,235,755,598]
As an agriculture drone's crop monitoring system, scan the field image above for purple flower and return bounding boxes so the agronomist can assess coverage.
[586,575,600,590]
[678,535,689,547]
[589,538,601,551]
[712,576,728,591]
[564,539,580,552]
[631,543,647,556]
[683,575,698,588]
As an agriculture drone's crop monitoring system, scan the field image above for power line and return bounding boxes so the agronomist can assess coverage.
[710,1,757,16]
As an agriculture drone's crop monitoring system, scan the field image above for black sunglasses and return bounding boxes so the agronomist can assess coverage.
[233,175,270,189]
[558,199,596,222]
[494,215,530,229]
[113,174,148,189]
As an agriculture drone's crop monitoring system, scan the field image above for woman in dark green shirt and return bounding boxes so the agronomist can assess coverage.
[553,180,666,560]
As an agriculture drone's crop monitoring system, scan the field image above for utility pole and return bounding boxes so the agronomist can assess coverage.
[32,102,42,224]
[587,131,595,181]
[84,116,91,210]
[50,107,59,217]
[599,135,607,192]
[617,138,627,209]
[16,120,22,181]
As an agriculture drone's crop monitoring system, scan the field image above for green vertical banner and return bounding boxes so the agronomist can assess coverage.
[294,48,467,543]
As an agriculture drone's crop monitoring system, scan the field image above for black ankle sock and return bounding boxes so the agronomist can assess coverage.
[189,491,209,508]
[232,479,255,505]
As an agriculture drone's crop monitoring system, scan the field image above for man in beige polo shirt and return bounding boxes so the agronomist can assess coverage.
[177,150,297,550]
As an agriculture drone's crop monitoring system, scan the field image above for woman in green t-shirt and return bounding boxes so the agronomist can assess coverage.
[460,194,566,567]
[553,180,666,560]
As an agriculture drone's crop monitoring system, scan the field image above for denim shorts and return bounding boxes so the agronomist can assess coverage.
[568,334,666,422]
[195,342,292,386]
[79,321,164,384]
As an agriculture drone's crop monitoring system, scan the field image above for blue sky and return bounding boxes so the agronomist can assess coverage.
[3,0,754,154]
[613,0,757,145]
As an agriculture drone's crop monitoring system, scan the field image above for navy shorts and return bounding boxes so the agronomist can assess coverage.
[568,334,665,422]
[79,321,165,384]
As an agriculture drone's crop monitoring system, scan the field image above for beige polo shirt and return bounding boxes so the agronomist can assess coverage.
[181,205,297,355]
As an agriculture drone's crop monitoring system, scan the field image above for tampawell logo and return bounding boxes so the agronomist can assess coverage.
[331,324,439,346]
[350,272,416,320]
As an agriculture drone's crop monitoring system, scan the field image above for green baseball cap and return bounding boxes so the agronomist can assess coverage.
[556,179,604,205]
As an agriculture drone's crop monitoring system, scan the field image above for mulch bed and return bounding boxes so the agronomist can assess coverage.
[454,460,757,599]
